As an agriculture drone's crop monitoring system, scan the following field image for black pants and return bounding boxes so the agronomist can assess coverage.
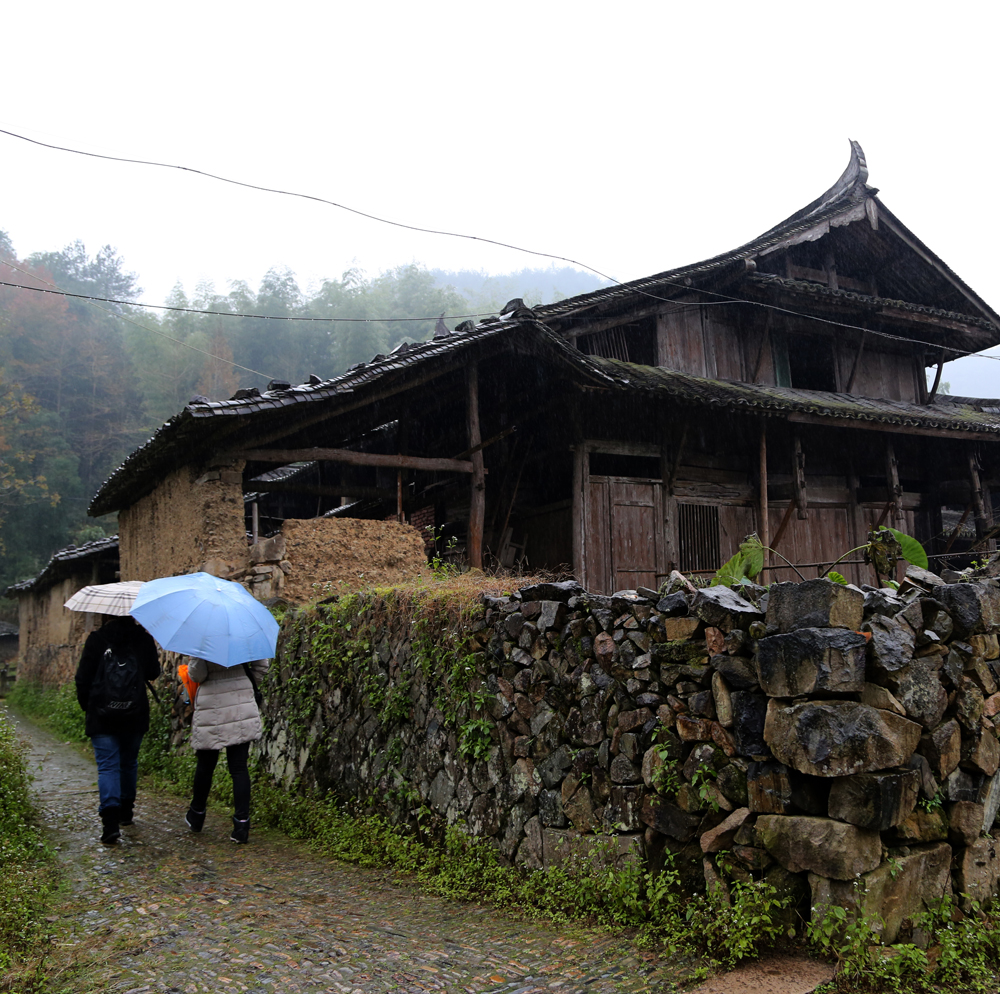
[191,741,251,821]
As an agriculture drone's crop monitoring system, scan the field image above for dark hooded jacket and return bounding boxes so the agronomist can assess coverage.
[75,616,160,737]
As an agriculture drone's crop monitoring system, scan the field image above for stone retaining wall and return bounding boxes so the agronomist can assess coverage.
[253,570,1000,933]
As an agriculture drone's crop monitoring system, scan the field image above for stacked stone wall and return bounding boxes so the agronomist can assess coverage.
[254,571,1000,930]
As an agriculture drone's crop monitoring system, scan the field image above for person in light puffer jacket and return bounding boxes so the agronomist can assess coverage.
[183,657,268,843]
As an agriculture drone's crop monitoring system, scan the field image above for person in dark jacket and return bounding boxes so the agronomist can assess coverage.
[75,615,160,843]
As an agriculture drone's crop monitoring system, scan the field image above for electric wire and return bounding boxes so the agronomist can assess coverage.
[3,126,999,368]
[0,261,275,382]
[0,278,495,324]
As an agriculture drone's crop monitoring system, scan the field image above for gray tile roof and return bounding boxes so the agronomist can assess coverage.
[5,536,119,597]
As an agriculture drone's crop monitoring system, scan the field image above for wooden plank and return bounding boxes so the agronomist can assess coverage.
[584,439,662,459]
[242,447,477,474]
[467,364,485,569]
[586,479,611,593]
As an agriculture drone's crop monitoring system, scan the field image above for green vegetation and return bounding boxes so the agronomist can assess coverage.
[0,709,54,978]
[0,227,606,613]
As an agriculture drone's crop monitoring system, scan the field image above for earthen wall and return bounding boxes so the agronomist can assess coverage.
[118,460,246,581]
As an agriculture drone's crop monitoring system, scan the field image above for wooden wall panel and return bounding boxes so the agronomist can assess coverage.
[719,505,757,561]
[657,304,706,376]
[767,506,861,584]
[705,314,745,381]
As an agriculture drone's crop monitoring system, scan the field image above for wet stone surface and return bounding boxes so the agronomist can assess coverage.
[6,705,683,994]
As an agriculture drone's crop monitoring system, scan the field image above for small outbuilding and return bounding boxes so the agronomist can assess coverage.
[4,536,119,687]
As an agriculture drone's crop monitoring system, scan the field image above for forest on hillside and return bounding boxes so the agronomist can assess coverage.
[0,231,607,609]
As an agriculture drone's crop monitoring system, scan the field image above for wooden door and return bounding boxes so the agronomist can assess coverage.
[611,481,660,591]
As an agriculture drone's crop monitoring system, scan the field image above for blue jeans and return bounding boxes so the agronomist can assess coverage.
[91,733,143,813]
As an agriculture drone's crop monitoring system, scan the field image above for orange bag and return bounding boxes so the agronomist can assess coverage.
[178,663,200,704]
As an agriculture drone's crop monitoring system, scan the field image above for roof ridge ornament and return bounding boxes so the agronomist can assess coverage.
[805,140,872,219]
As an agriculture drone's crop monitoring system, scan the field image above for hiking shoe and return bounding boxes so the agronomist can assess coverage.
[230,817,250,844]
[100,806,121,845]
[119,799,135,827]
[185,808,206,833]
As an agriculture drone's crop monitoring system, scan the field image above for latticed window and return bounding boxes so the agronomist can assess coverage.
[678,503,720,573]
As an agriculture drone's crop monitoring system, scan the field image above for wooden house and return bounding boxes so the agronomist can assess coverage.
[88,143,1000,593]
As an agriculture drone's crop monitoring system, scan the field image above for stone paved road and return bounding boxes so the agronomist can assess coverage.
[6,705,686,994]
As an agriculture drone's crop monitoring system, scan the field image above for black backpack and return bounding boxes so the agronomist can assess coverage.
[90,646,147,721]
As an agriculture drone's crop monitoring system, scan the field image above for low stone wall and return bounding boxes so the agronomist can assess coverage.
[252,570,1000,930]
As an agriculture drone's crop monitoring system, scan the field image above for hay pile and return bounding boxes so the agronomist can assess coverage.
[279,517,427,602]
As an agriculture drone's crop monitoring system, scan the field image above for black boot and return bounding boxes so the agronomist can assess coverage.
[185,807,206,832]
[100,807,121,845]
[120,798,135,827]
[230,817,250,844]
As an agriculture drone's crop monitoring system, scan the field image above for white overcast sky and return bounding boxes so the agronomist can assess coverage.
[2,1,999,394]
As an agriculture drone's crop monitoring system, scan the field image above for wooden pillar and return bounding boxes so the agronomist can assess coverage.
[572,440,586,584]
[251,501,259,544]
[793,432,807,520]
[467,363,485,569]
[886,440,905,523]
[970,447,989,542]
[759,422,770,560]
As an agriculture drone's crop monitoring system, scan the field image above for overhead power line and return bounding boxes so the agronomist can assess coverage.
[0,278,493,324]
[3,126,998,368]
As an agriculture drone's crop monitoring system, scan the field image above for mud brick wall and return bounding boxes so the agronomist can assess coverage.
[118,460,247,581]
[256,572,1000,929]
[15,577,93,687]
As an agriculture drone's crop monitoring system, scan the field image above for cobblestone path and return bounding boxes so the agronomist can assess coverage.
[7,706,686,994]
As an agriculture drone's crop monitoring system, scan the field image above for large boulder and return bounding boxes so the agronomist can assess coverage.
[954,836,1000,910]
[640,794,700,842]
[756,815,881,879]
[729,691,769,756]
[863,614,916,675]
[766,579,863,633]
[764,701,922,777]
[827,768,920,831]
[755,628,867,697]
[690,587,763,633]
[936,582,1000,640]
[919,720,962,781]
[886,657,948,729]
[808,842,952,943]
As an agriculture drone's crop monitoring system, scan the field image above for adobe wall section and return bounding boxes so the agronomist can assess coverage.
[118,459,247,581]
[16,577,95,687]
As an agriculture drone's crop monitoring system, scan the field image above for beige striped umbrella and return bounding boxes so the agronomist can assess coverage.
[64,581,146,616]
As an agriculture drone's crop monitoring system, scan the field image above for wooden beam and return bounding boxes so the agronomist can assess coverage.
[926,348,946,405]
[248,481,389,500]
[792,433,807,520]
[969,448,990,542]
[785,412,1000,442]
[467,363,485,569]
[242,447,477,474]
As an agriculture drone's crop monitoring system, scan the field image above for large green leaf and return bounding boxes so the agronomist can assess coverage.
[887,528,929,570]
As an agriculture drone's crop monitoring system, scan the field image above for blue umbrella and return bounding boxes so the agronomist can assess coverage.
[130,572,279,667]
